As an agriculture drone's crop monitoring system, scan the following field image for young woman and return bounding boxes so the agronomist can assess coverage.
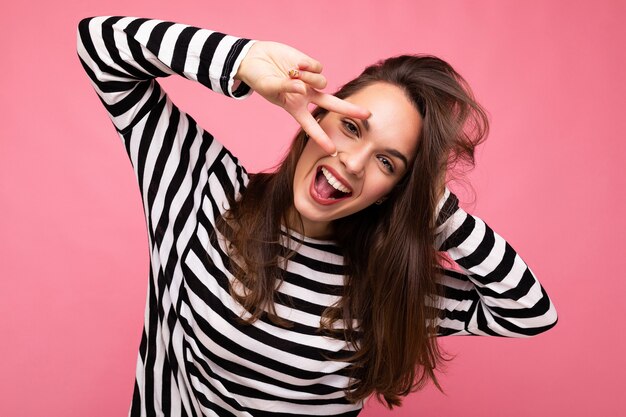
[77,15,557,417]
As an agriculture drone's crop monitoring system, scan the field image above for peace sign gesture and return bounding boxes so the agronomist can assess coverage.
[235,40,371,155]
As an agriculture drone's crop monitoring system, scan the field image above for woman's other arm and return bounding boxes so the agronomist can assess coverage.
[433,188,558,337]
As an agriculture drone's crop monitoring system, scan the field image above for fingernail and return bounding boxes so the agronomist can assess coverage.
[330,151,338,157]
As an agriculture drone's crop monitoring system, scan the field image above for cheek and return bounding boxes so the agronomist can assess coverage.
[300,139,325,162]
[294,142,323,183]
[327,127,351,148]
[361,174,394,200]
[370,183,393,199]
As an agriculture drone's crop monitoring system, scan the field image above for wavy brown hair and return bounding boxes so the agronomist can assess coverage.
[217,54,489,408]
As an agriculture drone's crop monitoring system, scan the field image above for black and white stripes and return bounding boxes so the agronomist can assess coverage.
[77,16,557,417]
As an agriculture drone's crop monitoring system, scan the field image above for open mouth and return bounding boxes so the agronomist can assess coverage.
[311,166,353,204]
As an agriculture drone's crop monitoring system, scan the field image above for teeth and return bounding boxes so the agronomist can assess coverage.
[321,167,351,193]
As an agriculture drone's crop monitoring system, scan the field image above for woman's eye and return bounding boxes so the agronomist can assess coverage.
[378,156,394,173]
[342,120,359,136]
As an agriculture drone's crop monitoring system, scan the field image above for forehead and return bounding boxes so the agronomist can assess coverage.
[343,82,422,156]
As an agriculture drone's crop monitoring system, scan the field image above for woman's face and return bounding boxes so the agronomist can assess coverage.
[292,82,423,238]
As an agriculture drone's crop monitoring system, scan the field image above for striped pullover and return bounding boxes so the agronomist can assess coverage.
[76,16,558,417]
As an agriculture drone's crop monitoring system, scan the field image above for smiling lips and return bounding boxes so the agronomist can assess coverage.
[310,165,353,205]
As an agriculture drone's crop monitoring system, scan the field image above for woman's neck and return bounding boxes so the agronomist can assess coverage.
[285,206,334,240]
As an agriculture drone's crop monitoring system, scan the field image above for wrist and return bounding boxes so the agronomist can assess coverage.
[234,40,259,83]
[229,39,257,99]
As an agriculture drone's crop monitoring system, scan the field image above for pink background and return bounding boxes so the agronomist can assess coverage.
[1,1,624,416]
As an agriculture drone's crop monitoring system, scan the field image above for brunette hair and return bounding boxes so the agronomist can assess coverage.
[217,54,489,408]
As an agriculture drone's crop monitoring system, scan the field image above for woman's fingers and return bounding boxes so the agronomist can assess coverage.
[288,68,327,91]
[297,59,323,74]
[296,71,327,90]
[280,78,306,95]
[312,92,371,120]
[291,108,336,155]
[279,84,368,156]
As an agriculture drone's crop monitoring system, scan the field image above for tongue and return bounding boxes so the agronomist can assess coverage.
[315,171,340,199]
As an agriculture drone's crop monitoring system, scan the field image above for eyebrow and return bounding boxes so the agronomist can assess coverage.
[356,118,409,168]
[385,148,409,168]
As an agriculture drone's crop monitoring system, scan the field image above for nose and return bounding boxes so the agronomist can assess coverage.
[338,143,370,178]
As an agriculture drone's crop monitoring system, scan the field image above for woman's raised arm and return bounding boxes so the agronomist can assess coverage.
[77,16,369,150]
[77,16,256,134]
[433,188,558,337]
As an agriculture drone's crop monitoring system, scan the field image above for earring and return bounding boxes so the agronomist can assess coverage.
[375,199,385,205]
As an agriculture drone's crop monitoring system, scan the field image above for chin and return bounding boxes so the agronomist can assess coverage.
[301,202,352,232]
[293,199,329,223]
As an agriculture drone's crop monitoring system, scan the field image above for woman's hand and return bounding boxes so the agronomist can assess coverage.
[235,41,370,155]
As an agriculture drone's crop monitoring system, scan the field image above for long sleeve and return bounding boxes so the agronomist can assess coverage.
[433,188,558,337]
[77,15,254,133]
[77,16,257,246]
